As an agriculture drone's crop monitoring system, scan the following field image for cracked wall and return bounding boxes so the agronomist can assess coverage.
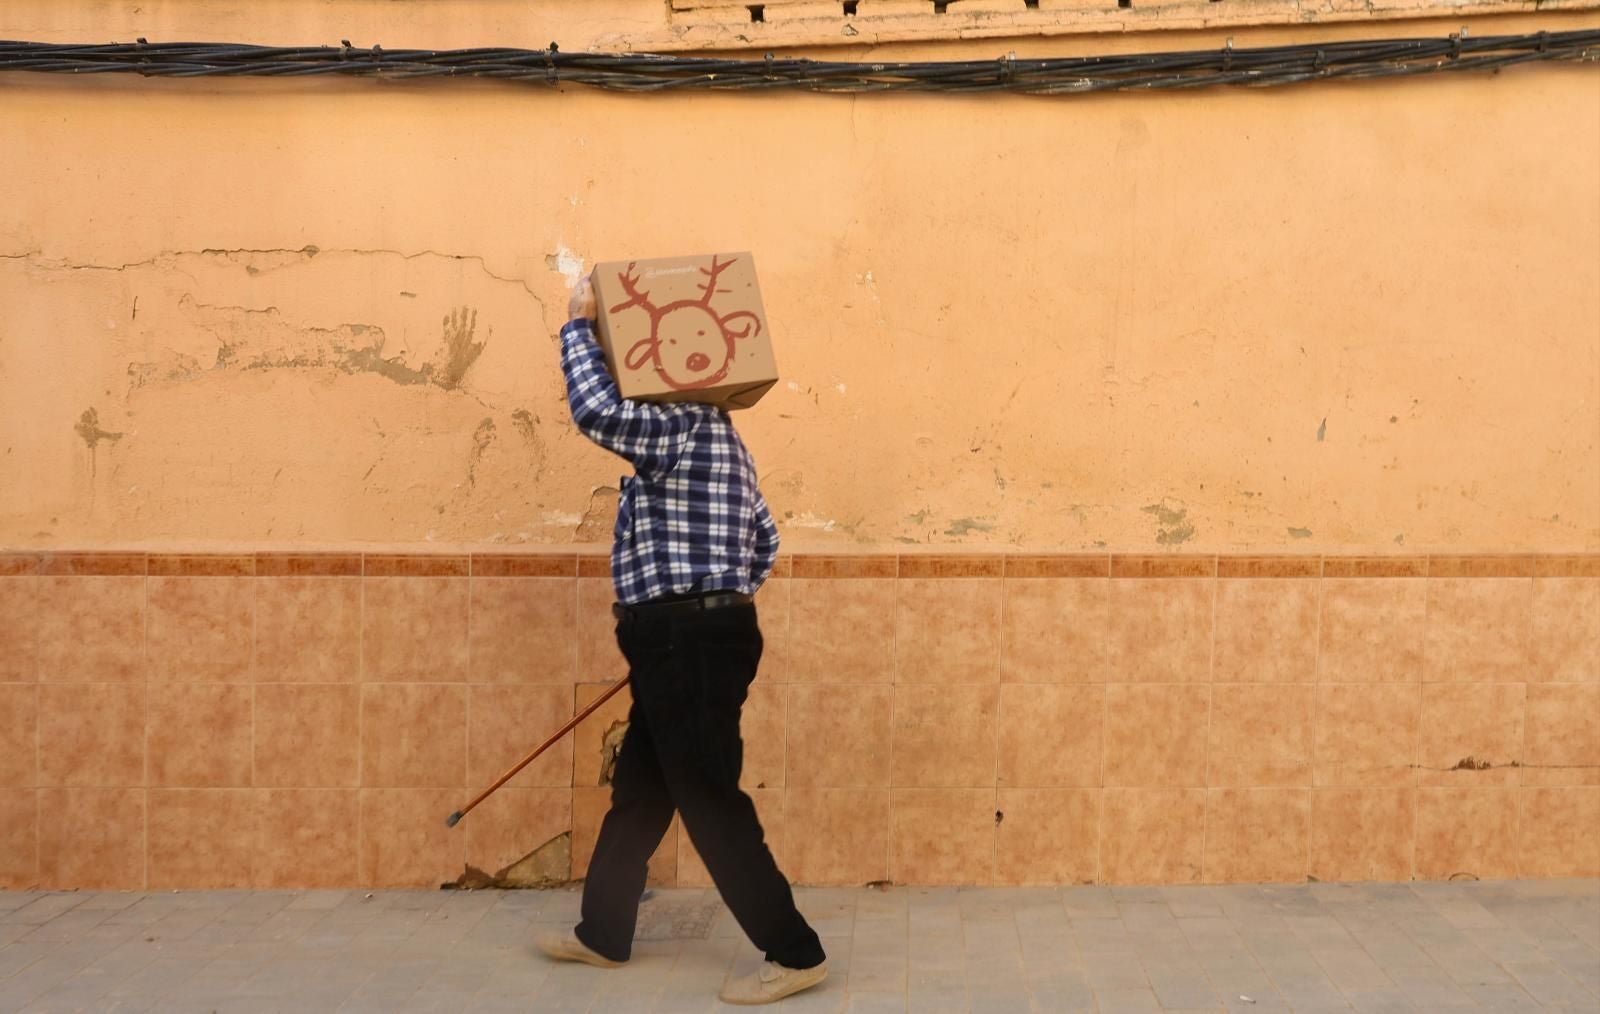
[1,9,1597,552]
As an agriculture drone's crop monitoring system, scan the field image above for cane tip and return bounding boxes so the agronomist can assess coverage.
[445,811,462,828]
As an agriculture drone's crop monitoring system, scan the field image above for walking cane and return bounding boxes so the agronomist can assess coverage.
[445,675,632,828]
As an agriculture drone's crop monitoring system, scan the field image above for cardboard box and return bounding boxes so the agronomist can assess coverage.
[591,252,778,411]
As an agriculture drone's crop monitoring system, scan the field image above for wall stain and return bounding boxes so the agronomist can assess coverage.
[1142,501,1196,544]
[437,306,488,390]
[466,418,497,488]
[75,408,123,452]
[945,517,994,536]
[1288,526,1313,539]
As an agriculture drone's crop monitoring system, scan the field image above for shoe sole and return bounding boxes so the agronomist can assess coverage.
[718,966,827,1005]
[536,937,625,969]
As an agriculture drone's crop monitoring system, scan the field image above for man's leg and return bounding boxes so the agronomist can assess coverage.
[573,694,676,962]
[645,606,825,971]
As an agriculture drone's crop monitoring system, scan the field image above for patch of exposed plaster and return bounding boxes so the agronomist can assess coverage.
[576,486,620,541]
[545,244,587,285]
[444,831,572,890]
[598,719,629,786]
[129,299,489,393]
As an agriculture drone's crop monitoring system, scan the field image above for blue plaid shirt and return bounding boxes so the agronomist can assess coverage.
[560,319,779,605]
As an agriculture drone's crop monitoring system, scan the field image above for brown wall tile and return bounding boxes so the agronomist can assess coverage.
[894,579,1002,684]
[360,684,467,789]
[571,681,633,789]
[364,555,470,578]
[792,555,898,579]
[1207,685,1314,788]
[0,554,44,576]
[892,685,998,788]
[37,787,145,890]
[783,787,890,885]
[1318,578,1425,683]
[1429,556,1538,579]
[363,577,469,683]
[0,684,37,787]
[1111,556,1217,579]
[897,555,1005,579]
[1529,577,1599,683]
[1522,684,1600,786]
[741,685,787,790]
[255,788,359,888]
[1418,684,1525,786]
[1214,578,1319,683]
[1518,787,1600,878]
[786,685,892,789]
[145,576,254,682]
[890,787,996,886]
[768,558,793,580]
[1103,684,1209,788]
[998,684,1104,788]
[0,577,41,681]
[1424,578,1532,683]
[255,683,360,788]
[37,683,144,787]
[147,555,254,577]
[1414,786,1520,880]
[469,684,574,791]
[359,788,465,888]
[254,577,361,682]
[470,554,577,578]
[1203,788,1310,884]
[147,788,256,889]
[1314,684,1420,787]
[36,576,145,683]
[147,684,253,788]
[753,578,790,683]
[1308,787,1415,882]
[575,578,627,682]
[254,554,363,577]
[462,786,573,877]
[1001,578,1108,683]
[1107,580,1213,683]
[1321,557,1428,579]
[577,555,611,579]
[1005,556,1110,579]
[1098,788,1205,885]
[470,577,578,684]
[1216,557,1321,579]
[0,789,37,889]
[1534,555,1600,578]
[789,578,895,684]
[38,554,147,577]
[995,788,1099,886]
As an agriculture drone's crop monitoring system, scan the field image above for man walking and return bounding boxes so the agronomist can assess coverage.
[537,275,827,1006]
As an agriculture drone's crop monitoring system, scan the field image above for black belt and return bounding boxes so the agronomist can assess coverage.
[612,591,752,621]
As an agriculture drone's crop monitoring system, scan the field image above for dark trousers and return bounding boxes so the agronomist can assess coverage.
[574,600,825,969]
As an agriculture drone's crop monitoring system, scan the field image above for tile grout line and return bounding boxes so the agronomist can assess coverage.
[1198,569,1219,886]
[142,567,150,892]
[992,573,1004,886]
[356,557,366,886]
[1306,573,1326,883]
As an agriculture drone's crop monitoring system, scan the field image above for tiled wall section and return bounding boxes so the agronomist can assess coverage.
[0,551,1595,890]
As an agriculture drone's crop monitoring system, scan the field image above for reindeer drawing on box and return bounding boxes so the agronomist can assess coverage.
[606,254,762,391]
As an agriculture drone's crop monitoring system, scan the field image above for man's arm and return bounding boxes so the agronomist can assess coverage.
[560,318,700,477]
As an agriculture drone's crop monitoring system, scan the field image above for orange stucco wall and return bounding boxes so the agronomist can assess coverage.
[3,4,1597,554]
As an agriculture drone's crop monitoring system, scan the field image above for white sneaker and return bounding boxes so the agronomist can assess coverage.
[718,960,828,1005]
[535,928,626,969]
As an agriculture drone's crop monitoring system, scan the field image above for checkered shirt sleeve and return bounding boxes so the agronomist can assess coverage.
[560,319,780,604]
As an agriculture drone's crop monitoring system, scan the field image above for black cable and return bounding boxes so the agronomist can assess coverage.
[0,31,1593,95]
